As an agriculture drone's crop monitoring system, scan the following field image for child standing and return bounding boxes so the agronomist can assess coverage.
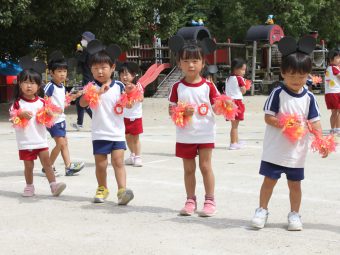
[251,36,328,231]
[225,58,247,150]
[44,53,85,176]
[324,48,340,134]
[168,39,219,217]
[119,62,144,167]
[10,67,66,197]
[79,45,134,205]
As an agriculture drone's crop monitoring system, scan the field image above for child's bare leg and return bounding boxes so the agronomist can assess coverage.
[23,160,34,184]
[125,134,133,154]
[198,148,214,197]
[287,180,301,212]
[183,158,196,198]
[95,154,108,188]
[132,135,141,156]
[330,109,337,129]
[50,137,71,167]
[259,177,278,209]
[39,150,56,183]
[111,149,126,189]
[336,110,340,129]
[230,120,239,144]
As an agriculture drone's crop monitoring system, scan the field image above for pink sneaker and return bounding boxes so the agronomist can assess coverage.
[198,200,216,217]
[179,198,197,216]
[50,182,66,197]
[22,184,35,197]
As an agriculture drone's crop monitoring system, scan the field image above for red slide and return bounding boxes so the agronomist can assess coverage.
[138,63,171,89]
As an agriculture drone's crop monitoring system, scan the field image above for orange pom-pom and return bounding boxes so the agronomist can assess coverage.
[9,109,29,129]
[83,82,100,108]
[245,79,252,90]
[278,113,307,143]
[214,95,239,120]
[170,102,194,128]
[311,133,336,156]
[64,93,72,108]
[36,97,62,128]
[311,75,322,84]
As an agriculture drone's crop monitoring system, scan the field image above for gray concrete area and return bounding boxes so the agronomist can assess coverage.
[0,96,339,255]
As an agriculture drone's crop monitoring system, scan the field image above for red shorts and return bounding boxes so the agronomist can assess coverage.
[233,99,245,120]
[19,148,48,160]
[124,118,143,135]
[325,93,340,109]
[176,143,214,159]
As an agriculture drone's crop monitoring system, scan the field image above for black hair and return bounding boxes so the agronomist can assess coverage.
[89,50,114,67]
[48,60,68,71]
[177,44,204,62]
[118,63,138,84]
[231,58,246,73]
[281,52,312,74]
[328,48,340,62]
[13,69,43,101]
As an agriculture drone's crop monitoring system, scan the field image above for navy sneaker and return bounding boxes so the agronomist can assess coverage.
[65,162,85,176]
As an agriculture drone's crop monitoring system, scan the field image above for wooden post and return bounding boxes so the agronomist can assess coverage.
[251,41,257,96]
[267,45,271,79]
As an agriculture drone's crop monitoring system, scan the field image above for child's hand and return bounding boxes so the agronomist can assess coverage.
[19,111,33,120]
[98,84,110,95]
[320,147,329,158]
[184,105,195,116]
[126,102,133,109]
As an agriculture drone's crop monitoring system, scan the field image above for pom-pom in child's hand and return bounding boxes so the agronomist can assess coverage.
[64,92,72,108]
[245,79,252,90]
[171,102,195,128]
[311,134,335,158]
[278,113,307,143]
[36,97,62,128]
[83,82,100,108]
[213,95,239,120]
[9,109,30,128]
[184,105,195,116]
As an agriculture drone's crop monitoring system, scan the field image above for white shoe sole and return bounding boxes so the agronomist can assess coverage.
[197,210,216,217]
[288,225,303,231]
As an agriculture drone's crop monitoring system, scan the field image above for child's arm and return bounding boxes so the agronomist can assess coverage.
[240,86,246,95]
[265,114,282,128]
[310,120,329,158]
[79,94,88,107]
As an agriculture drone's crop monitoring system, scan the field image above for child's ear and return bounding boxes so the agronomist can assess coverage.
[111,64,116,71]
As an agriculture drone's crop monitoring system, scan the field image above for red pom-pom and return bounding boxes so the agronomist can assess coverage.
[36,97,62,128]
[311,133,336,156]
[278,113,307,143]
[64,93,72,108]
[83,82,100,108]
[245,79,252,90]
[311,75,322,84]
[214,95,239,120]
[9,109,29,129]
[170,102,194,128]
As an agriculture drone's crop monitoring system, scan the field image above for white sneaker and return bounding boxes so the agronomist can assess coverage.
[133,156,143,167]
[287,211,303,231]
[71,123,83,131]
[251,207,269,229]
[124,155,135,165]
[228,143,241,150]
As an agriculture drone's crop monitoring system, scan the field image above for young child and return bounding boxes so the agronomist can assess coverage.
[44,52,85,176]
[251,36,328,231]
[225,58,247,150]
[10,67,66,197]
[168,38,219,217]
[119,62,144,167]
[324,48,340,134]
[79,44,134,205]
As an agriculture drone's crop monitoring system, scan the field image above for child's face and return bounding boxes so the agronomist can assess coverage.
[281,71,309,93]
[20,80,39,99]
[330,56,340,66]
[120,70,135,84]
[234,64,246,77]
[51,68,67,84]
[91,63,115,84]
[179,58,204,79]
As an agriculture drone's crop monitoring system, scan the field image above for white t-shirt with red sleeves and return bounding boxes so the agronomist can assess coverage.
[168,78,220,144]
[10,96,48,150]
[225,75,246,100]
[325,65,340,94]
[90,80,126,141]
[123,83,143,119]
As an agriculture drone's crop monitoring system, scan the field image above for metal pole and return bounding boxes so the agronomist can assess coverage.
[251,41,257,96]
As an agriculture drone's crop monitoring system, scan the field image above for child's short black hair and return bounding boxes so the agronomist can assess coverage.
[177,44,204,62]
[328,48,340,62]
[14,69,43,100]
[48,59,68,71]
[281,52,312,74]
[231,58,246,73]
[89,50,114,67]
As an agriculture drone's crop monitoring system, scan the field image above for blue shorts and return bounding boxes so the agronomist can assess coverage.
[92,140,126,155]
[47,121,66,138]
[259,161,304,181]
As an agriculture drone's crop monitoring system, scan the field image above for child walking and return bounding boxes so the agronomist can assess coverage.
[79,43,134,205]
[44,52,85,176]
[225,58,247,150]
[118,62,144,167]
[168,37,219,217]
[324,48,340,134]
[10,67,66,197]
[251,36,328,231]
